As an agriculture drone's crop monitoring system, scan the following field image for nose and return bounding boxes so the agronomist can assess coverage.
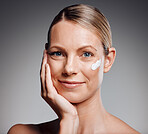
[62,55,79,76]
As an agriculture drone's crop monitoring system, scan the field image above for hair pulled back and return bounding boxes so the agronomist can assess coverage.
[46,4,112,55]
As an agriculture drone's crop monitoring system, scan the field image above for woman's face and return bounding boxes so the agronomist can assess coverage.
[47,21,105,103]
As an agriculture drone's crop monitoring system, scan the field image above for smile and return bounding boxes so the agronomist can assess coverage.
[58,80,85,89]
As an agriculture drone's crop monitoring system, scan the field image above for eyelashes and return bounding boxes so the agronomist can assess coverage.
[48,51,65,60]
[82,52,94,57]
[49,51,63,56]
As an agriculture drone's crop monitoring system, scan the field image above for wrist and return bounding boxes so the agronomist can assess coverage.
[59,115,79,134]
[62,112,78,120]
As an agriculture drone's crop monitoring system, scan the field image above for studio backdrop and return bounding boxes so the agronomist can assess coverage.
[0,0,148,134]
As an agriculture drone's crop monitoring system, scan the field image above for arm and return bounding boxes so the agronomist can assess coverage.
[40,50,79,134]
[59,115,79,134]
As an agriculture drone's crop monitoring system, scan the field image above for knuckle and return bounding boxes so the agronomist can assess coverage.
[41,91,54,100]
[41,92,46,98]
[47,92,54,100]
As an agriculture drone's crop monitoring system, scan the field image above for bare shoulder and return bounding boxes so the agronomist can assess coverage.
[36,118,60,134]
[7,124,41,134]
[8,118,60,134]
[107,113,141,134]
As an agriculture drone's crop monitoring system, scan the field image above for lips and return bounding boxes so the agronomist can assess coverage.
[58,80,85,89]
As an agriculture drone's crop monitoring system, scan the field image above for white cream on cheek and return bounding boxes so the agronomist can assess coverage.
[91,59,101,70]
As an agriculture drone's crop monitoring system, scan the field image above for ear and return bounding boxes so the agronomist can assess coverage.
[104,47,116,73]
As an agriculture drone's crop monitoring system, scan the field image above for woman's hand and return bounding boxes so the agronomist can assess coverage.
[40,50,79,134]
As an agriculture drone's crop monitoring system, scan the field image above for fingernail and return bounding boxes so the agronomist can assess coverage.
[45,64,48,68]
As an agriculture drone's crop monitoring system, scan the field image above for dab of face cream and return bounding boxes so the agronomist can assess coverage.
[91,59,101,70]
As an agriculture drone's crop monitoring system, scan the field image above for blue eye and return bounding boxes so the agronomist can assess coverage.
[49,51,62,56]
[83,52,92,57]
[54,52,62,56]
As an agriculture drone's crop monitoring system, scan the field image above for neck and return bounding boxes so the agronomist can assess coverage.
[75,89,108,133]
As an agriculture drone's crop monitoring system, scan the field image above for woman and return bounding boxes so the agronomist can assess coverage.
[8,4,140,134]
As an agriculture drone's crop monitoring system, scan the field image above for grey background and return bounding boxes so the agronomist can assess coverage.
[1,0,148,134]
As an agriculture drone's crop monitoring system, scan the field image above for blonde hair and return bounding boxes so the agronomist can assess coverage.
[46,4,112,55]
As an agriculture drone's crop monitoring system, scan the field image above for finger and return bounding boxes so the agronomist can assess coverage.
[45,63,57,97]
[40,50,47,95]
[40,50,47,74]
[40,51,45,91]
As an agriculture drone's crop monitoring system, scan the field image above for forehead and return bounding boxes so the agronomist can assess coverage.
[50,21,102,50]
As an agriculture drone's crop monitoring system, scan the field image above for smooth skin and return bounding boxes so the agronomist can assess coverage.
[8,21,140,134]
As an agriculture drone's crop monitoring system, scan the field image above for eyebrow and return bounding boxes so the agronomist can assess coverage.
[49,45,97,51]
[78,45,97,51]
[48,46,65,51]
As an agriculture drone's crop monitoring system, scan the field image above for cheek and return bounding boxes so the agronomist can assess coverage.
[47,57,64,79]
[81,61,104,89]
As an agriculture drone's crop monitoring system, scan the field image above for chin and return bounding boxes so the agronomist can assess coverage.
[58,91,89,104]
